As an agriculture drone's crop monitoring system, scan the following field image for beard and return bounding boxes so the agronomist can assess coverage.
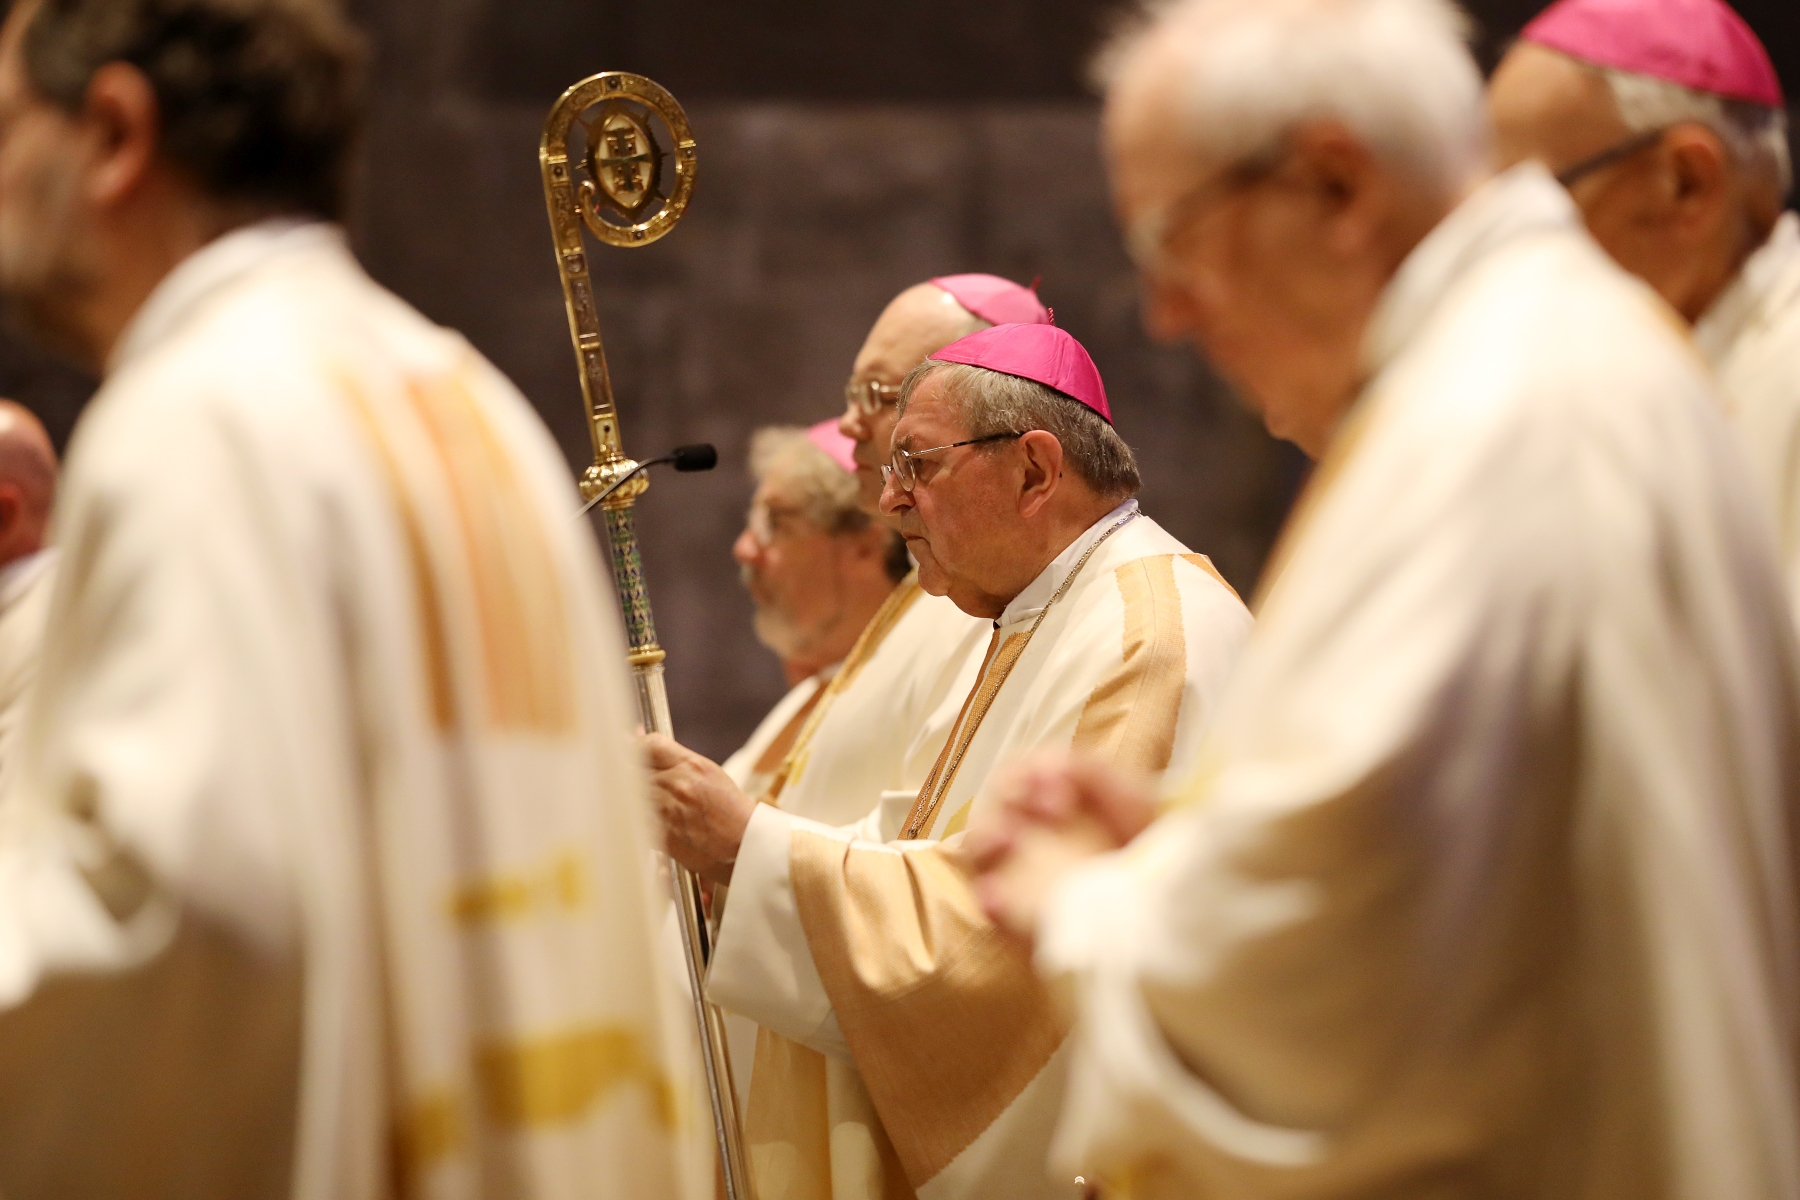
[742,560,841,665]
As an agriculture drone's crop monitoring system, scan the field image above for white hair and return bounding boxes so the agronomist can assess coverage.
[1096,0,1490,197]
[1599,67,1792,202]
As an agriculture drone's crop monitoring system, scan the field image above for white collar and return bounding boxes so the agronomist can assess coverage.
[995,498,1140,630]
[0,547,54,611]
[1695,211,1800,369]
[1361,163,1577,383]
[108,217,345,376]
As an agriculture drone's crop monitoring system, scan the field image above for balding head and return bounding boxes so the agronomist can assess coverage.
[836,282,989,514]
[0,400,55,566]
[1490,42,1789,321]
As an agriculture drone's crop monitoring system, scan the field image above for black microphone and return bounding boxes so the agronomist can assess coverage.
[670,443,717,472]
[579,443,718,516]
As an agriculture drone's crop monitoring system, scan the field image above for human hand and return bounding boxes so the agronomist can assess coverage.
[641,733,755,886]
[966,752,1157,943]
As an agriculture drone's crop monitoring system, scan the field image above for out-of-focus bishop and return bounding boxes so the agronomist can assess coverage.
[970,1,1800,1198]
[649,323,1252,1199]
[1490,0,1800,619]
[0,402,56,796]
[0,2,701,1199]
[647,274,1039,1199]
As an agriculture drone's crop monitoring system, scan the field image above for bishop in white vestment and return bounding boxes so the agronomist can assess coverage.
[655,324,1251,1200]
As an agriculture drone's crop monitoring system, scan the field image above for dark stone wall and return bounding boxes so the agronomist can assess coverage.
[0,0,1792,759]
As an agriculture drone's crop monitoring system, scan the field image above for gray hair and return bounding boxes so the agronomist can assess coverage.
[896,360,1141,502]
[1599,67,1792,203]
[748,427,909,580]
[1094,0,1489,199]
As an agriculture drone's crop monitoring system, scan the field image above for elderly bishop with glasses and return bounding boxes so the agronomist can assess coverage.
[646,322,1250,1200]
[1489,0,1800,626]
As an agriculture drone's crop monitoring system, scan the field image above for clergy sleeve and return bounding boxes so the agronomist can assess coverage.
[707,804,849,1058]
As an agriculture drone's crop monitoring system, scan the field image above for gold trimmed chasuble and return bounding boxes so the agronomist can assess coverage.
[709,504,1251,1200]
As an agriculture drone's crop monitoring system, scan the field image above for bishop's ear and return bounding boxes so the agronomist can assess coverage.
[1016,429,1065,518]
[81,61,160,209]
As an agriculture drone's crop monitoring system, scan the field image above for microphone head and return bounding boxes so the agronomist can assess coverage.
[671,443,718,473]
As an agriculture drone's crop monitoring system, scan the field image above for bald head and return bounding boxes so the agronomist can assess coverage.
[1490,42,1788,321]
[0,400,55,566]
[837,282,988,514]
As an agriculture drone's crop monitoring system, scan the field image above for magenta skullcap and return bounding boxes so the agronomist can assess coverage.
[929,323,1111,424]
[807,419,857,473]
[930,274,1053,327]
[1522,0,1783,108]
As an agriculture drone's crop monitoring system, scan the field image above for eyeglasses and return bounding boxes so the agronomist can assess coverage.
[745,502,812,546]
[1127,145,1290,281]
[1555,127,1669,189]
[845,376,904,417]
[881,432,1023,493]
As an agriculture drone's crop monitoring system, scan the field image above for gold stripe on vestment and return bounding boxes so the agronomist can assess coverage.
[1070,555,1189,774]
[789,831,1067,1186]
[474,1024,675,1129]
[902,630,1025,839]
[339,379,458,729]
[402,372,576,733]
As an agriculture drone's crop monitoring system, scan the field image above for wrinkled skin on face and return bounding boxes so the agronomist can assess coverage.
[0,1,104,359]
[1488,42,1778,322]
[1103,27,1461,459]
[837,283,983,514]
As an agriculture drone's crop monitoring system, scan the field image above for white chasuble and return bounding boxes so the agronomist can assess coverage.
[1037,167,1800,1200]
[0,221,704,1200]
[1697,211,1800,628]
[710,503,1252,1200]
[721,575,990,1198]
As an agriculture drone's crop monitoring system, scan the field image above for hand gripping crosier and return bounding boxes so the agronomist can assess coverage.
[539,74,753,1199]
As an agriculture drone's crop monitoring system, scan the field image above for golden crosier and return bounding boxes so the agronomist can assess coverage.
[540,74,754,1200]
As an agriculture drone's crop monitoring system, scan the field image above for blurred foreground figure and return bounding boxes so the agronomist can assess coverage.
[0,402,55,794]
[969,0,1800,1197]
[1490,0,1800,618]
[646,276,1024,1200]
[0,3,699,1199]
[653,322,1250,1199]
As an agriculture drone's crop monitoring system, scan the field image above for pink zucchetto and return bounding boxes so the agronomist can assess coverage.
[807,419,858,473]
[930,274,1053,327]
[929,323,1112,424]
[1521,0,1784,108]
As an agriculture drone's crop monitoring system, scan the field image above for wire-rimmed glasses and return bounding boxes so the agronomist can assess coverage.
[846,376,904,416]
[881,432,1023,493]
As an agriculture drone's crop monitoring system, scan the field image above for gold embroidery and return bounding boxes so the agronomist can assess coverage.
[790,831,1067,1185]
[447,849,587,926]
[403,373,575,733]
[341,380,458,728]
[764,577,924,804]
[1071,555,1189,774]
[474,1024,674,1129]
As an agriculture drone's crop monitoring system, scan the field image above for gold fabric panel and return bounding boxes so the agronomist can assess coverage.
[902,630,1021,839]
[746,1028,915,1200]
[402,374,575,734]
[767,578,923,804]
[790,830,1068,1186]
[1071,555,1189,775]
[340,380,458,729]
[473,1024,674,1129]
